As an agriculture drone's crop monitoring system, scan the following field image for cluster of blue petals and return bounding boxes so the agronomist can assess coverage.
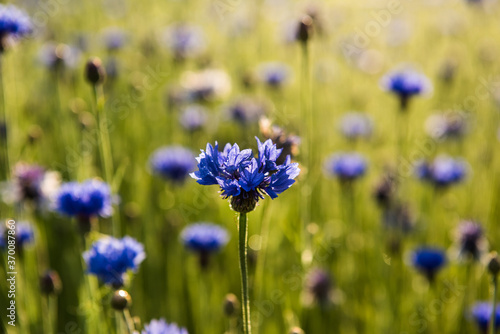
[415,155,467,186]
[190,137,300,205]
[55,179,112,218]
[0,5,32,38]
[470,302,500,332]
[83,236,145,286]
[411,247,446,278]
[380,67,432,98]
[142,318,188,334]
[149,146,196,183]
[181,223,229,253]
[325,152,367,180]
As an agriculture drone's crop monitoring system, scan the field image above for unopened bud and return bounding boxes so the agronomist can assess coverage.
[223,293,239,317]
[85,57,106,85]
[289,327,305,334]
[111,289,131,310]
[296,15,313,43]
[488,252,500,277]
[40,270,62,295]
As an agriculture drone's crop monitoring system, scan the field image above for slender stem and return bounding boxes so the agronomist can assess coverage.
[92,85,120,237]
[0,56,10,181]
[238,212,251,334]
[122,309,135,334]
[490,275,498,334]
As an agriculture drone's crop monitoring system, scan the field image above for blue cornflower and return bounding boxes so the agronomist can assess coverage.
[181,223,229,253]
[411,247,446,281]
[179,105,208,132]
[455,221,485,261]
[415,155,468,187]
[38,42,81,70]
[380,66,432,109]
[325,152,367,181]
[149,146,196,183]
[142,318,188,334]
[339,112,373,140]
[470,302,500,333]
[191,137,300,213]
[226,96,267,125]
[0,221,34,250]
[181,223,229,269]
[0,5,32,42]
[256,62,291,88]
[83,236,145,287]
[162,23,206,59]
[101,27,127,51]
[55,179,113,218]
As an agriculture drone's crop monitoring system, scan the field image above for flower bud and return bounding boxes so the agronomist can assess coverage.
[223,293,239,317]
[289,327,304,334]
[111,289,131,310]
[296,15,313,43]
[488,252,500,277]
[40,270,62,295]
[230,195,257,213]
[85,57,106,85]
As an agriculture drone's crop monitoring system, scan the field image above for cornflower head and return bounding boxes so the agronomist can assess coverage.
[339,112,373,140]
[415,155,468,187]
[179,104,208,132]
[190,137,300,213]
[83,235,145,288]
[454,220,486,261]
[0,220,34,253]
[380,66,432,110]
[1,162,61,208]
[0,5,32,52]
[55,179,113,219]
[162,23,206,60]
[324,152,367,182]
[255,62,291,88]
[149,146,196,184]
[181,222,229,268]
[425,112,468,140]
[142,319,188,334]
[470,302,500,334]
[38,42,81,71]
[410,247,447,282]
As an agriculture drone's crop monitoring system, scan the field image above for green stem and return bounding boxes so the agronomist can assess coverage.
[92,85,120,237]
[0,56,9,181]
[490,276,498,334]
[238,212,251,334]
[122,309,135,334]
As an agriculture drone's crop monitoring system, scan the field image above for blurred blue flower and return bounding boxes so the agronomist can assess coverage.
[415,155,468,187]
[142,318,188,334]
[325,152,367,181]
[181,223,229,253]
[55,179,113,218]
[83,236,145,287]
[102,27,127,51]
[149,146,196,183]
[0,221,34,250]
[256,62,291,88]
[163,24,206,59]
[191,137,300,213]
[411,247,446,281]
[339,112,373,140]
[470,302,500,333]
[0,5,32,41]
[227,96,267,125]
[179,105,208,132]
[38,43,81,70]
[380,66,432,109]
[456,220,485,261]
